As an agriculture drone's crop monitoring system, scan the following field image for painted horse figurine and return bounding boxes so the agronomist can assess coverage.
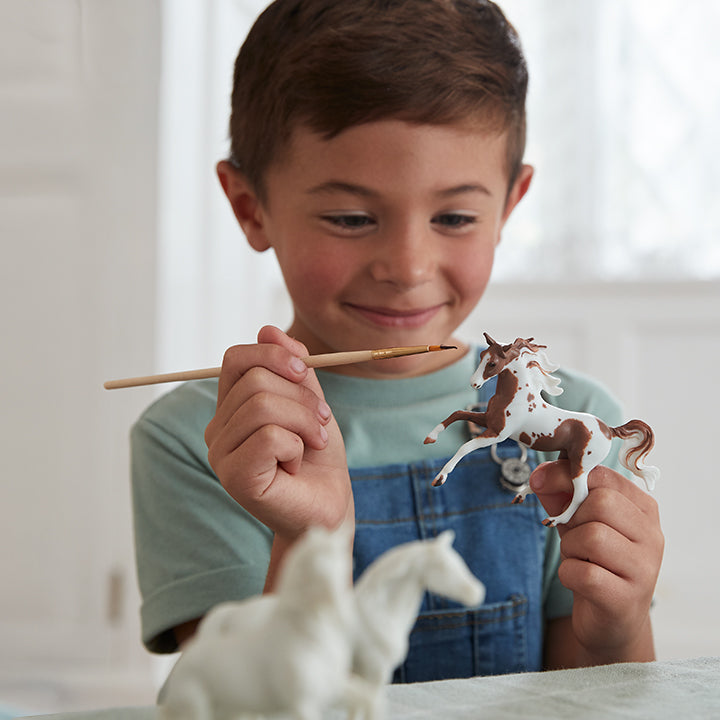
[424,334,659,526]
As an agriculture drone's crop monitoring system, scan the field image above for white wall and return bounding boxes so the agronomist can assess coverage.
[0,0,161,711]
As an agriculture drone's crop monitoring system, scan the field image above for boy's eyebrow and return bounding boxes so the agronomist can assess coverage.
[437,183,493,198]
[307,181,379,198]
[307,181,493,198]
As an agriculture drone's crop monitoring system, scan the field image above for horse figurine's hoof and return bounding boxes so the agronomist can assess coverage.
[424,423,443,444]
[511,494,525,504]
[542,517,556,527]
[431,473,446,487]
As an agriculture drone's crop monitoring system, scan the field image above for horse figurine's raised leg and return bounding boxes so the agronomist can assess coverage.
[427,432,506,487]
[424,409,504,487]
[425,409,489,445]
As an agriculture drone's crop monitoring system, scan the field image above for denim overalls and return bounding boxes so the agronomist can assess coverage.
[350,373,548,682]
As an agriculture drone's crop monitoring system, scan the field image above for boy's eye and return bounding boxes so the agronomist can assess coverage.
[321,213,376,231]
[432,213,478,230]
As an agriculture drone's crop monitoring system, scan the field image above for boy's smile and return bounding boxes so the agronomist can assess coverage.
[221,119,531,378]
[346,303,447,330]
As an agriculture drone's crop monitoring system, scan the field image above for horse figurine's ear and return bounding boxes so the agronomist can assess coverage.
[436,529,456,547]
[483,332,506,358]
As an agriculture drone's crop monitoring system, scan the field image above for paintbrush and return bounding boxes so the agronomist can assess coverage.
[104,344,458,389]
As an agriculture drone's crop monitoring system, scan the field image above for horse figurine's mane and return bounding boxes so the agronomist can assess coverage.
[484,334,563,397]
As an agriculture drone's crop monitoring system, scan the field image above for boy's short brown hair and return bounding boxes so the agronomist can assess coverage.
[228,0,528,201]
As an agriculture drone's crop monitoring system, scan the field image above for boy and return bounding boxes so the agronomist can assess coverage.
[132,0,663,679]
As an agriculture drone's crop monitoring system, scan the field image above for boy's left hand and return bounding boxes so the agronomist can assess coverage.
[531,461,664,665]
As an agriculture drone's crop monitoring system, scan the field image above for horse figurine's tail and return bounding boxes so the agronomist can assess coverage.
[609,419,660,491]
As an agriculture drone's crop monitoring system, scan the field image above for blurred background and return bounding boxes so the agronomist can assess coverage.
[1,0,718,713]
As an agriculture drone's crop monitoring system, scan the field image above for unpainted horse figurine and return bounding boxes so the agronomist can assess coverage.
[424,334,659,526]
[159,525,372,720]
[352,530,484,719]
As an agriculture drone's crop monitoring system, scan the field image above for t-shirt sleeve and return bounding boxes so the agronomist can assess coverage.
[130,381,272,653]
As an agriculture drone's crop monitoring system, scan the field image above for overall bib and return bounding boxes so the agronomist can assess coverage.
[350,375,548,682]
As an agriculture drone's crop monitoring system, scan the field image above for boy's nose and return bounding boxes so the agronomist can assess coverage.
[369,224,437,289]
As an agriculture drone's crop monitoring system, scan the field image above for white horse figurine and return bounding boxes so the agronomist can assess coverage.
[425,334,660,526]
[160,525,371,720]
[352,530,485,718]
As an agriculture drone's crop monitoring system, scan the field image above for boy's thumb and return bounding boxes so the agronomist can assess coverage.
[529,461,573,519]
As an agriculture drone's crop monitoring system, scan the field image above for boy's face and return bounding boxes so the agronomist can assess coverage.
[221,119,531,378]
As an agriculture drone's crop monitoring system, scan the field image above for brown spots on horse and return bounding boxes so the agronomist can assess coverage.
[519,432,532,445]
[528,419,592,452]
[527,419,593,477]
[598,419,612,439]
[480,369,519,434]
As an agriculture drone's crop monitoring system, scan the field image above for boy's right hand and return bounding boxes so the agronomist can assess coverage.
[205,325,353,545]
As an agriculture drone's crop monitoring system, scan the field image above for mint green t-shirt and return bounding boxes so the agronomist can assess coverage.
[131,346,624,653]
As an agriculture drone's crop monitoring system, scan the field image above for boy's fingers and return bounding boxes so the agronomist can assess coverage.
[256,324,309,358]
[220,424,307,501]
[210,366,330,438]
[530,460,656,520]
[559,520,635,577]
[208,391,329,469]
[216,326,311,406]
[587,465,657,511]
[255,326,335,398]
[557,558,630,613]
[528,461,574,517]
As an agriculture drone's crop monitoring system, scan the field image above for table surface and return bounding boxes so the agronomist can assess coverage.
[19,656,720,720]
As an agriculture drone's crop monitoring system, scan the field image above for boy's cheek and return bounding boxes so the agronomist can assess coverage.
[285,263,347,303]
[280,241,353,285]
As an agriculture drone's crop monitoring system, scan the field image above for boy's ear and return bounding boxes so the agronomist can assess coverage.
[216,160,271,251]
[501,163,534,225]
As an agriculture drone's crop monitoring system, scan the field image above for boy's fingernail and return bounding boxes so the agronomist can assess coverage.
[290,357,307,374]
[319,425,329,443]
[318,400,332,421]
